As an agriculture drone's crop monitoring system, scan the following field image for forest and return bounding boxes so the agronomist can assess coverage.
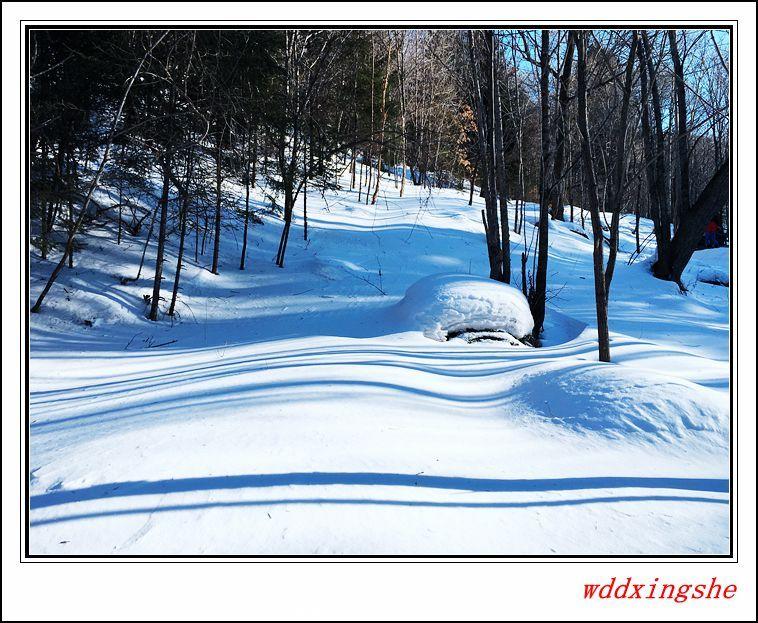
[29,28,729,356]
[26,28,732,556]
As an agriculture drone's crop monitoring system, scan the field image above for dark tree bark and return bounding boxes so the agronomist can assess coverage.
[396,34,407,198]
[531,29,551,335]
[148,157,172,321]
[371,38,393,205]
[484,32,501,281]
[639,31,672,279]
[65,151,75,268]
[133,203,159,282]
[668,31,691,219]
[639,32,729,285]
[116,144,126,245]
[549,32,575,222]
[211,121,224,275]
[576,31,611,363]
[468,160,478,206]
[604,31,638,300]
[168,150,196,317]
[365,38,375,205]
[467,30,502,282]
[303,140,308,241]
[240,129,257,270]
[661,158,729,284]
[491,31,511,283]
[275,186,294,268]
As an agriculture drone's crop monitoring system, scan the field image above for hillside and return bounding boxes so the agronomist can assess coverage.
[28,166,730,555]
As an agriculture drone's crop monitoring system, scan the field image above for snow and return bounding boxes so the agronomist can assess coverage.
[514,363,727,442]
[28,162,730,555]
[683,247,730,287]
[392,273,534,341]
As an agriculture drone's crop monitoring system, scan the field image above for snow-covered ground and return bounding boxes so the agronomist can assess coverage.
[28,165,730,555]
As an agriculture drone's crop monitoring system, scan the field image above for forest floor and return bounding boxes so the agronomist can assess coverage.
[28,165,730,555]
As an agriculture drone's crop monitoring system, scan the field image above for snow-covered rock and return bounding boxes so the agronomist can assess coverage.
[392,273,534,341]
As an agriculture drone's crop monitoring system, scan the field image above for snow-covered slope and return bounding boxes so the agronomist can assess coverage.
[28,164,730,555]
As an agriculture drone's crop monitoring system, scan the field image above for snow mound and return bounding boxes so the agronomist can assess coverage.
[515,363,728,443]
[393,274,534,342]
[683,247,729,287]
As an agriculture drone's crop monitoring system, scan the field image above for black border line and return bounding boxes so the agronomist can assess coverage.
[22,21,736,562]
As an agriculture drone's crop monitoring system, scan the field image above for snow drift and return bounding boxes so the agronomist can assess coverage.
[683,247,729,287]
[514,363,728,443]
[392,273,534,342]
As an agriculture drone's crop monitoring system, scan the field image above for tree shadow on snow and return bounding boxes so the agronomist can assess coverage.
[30,471,729,527]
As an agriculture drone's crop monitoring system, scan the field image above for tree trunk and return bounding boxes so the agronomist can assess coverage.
[663,158,729,284]
[303,144,308,241]
[532,29,551,335]
[275,182,294,268]
[66,152,75,268]
[372,39,393,205]
[169,152,195,317]
[117,144,125,246]
[148,158,172,321]
[576,31,611,362]
[468,160,478,206]
[467,30,502,282]
[396,35,407,198]
[240,130,257,270]
[549,32,575,221]
[491,31,511,283]
[211,123,224,275]
[640,31,672,278]
[604,31,638,300]
[485,31,502,282]
[668,31,691,219]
